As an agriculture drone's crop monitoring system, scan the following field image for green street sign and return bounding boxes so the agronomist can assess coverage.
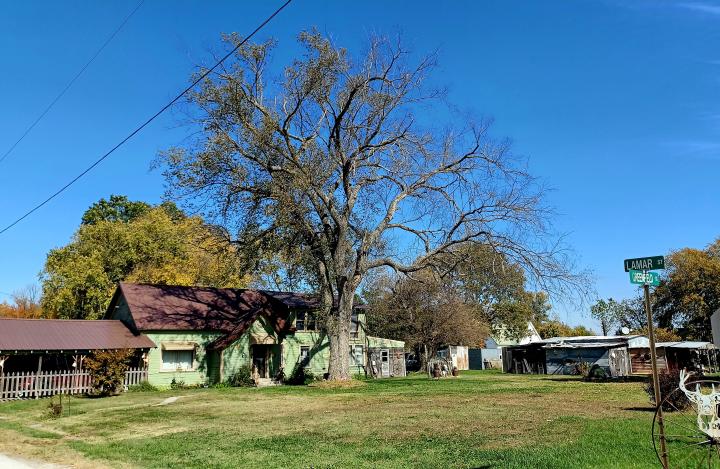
[624,256,665,272]
[629,269,660,286]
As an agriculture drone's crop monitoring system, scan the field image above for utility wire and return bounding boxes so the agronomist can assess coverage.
[0,0,146,165]
[0,0,294,236]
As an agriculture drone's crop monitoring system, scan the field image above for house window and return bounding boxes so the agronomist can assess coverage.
[300,346,310,366]
[350,312,360,338]
[161,349,194,371]
[296,311,317,331]
[351,345,364,366]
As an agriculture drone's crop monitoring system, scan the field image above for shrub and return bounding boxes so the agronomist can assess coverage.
[286,363,315,385]
[47,397,63,418]
[585,364,608,381]
[127,381,158,392]
[573,361,591,377]
[644,369,691,411]
[226,365,254,387]
[84,349,133,397]
[170,378,186,390]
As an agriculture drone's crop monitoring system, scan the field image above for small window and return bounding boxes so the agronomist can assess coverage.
[161,350,194,371]
[381,349,389,362]
[350,313,360,338]
[296,311,318,331]
[351,345,363,366]
[300,346,310,365]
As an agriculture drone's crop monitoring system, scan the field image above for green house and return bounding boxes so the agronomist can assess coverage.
[107,283,405,387]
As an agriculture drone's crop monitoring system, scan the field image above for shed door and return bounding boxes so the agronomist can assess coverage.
[608,348,628,377]
[381,349,390,377]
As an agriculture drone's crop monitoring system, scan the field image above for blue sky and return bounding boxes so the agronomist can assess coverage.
[1,1,719,330]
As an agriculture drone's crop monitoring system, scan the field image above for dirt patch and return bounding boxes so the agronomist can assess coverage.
[155,396,182,406]
[309,380,367,389]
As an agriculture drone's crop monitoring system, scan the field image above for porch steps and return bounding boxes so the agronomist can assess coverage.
[255,378,281,387]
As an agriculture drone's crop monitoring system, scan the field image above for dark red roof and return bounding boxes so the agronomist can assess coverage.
[116,283,285,333]
[0,319,155,352]
[112,283,366,349]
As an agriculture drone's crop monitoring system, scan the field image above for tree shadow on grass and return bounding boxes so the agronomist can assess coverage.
[622,406,656,412]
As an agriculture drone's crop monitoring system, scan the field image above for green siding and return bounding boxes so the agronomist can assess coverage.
[144,331,223,387]
[125,302,399,386]
[109,296,138,331]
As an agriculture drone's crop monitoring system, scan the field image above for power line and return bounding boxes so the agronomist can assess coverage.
[0,0,146,166]
[0,0,294,237]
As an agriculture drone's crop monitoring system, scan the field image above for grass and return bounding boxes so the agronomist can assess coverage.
[0,371,661,468]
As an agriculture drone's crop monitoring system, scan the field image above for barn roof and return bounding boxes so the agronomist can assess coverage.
[0,319,155,352]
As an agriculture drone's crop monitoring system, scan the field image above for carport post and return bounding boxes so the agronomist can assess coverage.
[34,355,42,399]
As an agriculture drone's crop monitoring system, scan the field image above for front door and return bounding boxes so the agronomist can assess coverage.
[251,345,269,379]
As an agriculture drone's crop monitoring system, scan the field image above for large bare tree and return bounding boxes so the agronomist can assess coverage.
[159,31,581,380]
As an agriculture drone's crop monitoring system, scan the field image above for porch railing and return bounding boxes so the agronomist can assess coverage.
[0,367,148,401]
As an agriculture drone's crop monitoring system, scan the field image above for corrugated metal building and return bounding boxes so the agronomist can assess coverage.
[0,319,155,373]
[503,335,649,377]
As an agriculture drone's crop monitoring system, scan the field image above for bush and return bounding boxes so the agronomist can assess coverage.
[170,378,186,390]
[47,397,63,418]
[573,361,591,377]
[226,365,254,387]
[127,381,158,392]
[644,369,691,411]
[585,364,608,381]
[286,363,315,385]
[84,349,133,397]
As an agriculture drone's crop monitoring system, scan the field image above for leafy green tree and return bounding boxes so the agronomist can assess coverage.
[41,198,251,319]
[535,318,595,338]
[653,240,720,340]
[81,195,151,225]
[590,298,625,335]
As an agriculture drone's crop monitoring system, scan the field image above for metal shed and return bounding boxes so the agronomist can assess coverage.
[503,335,649,377]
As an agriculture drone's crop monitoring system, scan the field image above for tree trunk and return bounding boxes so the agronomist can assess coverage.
[326,287,355,381]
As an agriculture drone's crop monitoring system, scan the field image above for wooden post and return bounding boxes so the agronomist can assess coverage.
[424,345,430,378]
[34,355,43,399]
[645,282,668,469]
[0,355,7,400]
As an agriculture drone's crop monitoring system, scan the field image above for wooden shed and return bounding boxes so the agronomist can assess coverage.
[437,345,469,370]
[629,341,719,375]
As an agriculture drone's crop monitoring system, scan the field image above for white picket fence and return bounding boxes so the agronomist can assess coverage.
[0,367,148,401]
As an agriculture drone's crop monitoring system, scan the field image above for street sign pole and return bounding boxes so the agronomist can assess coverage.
[624,256,668,468]
[644,275,668,469]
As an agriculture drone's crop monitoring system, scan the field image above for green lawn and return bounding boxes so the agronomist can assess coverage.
[0,371,662,468]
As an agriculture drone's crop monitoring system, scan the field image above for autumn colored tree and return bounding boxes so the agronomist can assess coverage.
[366,271,489,368]
[0,285,42,318]
[629,326,680,343]
[158,32,582,380]
[652,239,720,340]
[438,244,553,340]
[41,197,251,319]
[84,349,133,396]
